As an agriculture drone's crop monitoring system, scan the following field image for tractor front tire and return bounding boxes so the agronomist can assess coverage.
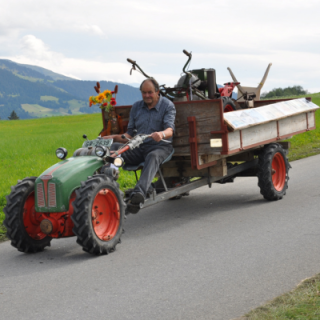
[222,97,237,112]
[257,143,290,200]
[71,175,125,255]
[4,177,52,253]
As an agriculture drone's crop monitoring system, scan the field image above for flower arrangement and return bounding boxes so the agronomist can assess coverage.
[89,82,117,112]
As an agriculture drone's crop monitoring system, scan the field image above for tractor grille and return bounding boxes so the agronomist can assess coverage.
[37,183,45,207]
[48,183,56,207]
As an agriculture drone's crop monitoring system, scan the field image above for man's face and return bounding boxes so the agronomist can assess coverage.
[141,81,159,107]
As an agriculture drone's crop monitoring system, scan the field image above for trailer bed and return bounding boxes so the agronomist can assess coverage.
[108,97,318,179]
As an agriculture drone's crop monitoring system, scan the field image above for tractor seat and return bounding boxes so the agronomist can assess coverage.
[123,149,174,172]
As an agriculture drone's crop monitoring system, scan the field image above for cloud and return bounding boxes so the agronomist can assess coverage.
[0,1,320,93]
[74,24,104,36]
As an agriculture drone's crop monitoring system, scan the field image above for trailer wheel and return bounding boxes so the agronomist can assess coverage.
[222,97,237,112]
[3,177,52,253]
[257,143,290,200]
[71,175,125,255]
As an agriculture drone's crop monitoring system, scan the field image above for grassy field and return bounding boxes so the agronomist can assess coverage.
[21,98,87,117]
[237,274,320,319]
[40,95,59,102]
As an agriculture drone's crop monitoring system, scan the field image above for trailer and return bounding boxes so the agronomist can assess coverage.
[104,96,319,209]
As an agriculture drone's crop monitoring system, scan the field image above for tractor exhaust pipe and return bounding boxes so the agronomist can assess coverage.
[207,69,217,99]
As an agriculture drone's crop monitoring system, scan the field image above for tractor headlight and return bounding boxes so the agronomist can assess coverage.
[56,147,68,160]
[95,146,107,157]
[113,157,124,167]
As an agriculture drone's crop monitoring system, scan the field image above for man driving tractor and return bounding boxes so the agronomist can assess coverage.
[103,78,176,213]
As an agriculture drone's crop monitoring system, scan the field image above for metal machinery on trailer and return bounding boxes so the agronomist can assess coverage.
[4,50,319,255]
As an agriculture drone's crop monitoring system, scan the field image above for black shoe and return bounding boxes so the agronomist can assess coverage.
[126,192,145,214]
[130,192,145,205]
[126,203,141,214]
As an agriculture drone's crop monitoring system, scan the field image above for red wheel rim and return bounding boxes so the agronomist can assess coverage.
[92,189,120,241]
[224,104,234,112]
[23,192,46,240]
[272,152,286,191]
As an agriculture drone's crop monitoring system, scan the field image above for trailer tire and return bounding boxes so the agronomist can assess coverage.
[222,97,237,112]
[3,177,52,253]
[71,175,125,255]
[257,143,290,201]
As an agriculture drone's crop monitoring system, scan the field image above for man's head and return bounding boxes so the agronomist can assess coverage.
[140,78,160,108]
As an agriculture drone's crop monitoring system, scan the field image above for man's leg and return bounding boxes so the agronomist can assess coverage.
[132,144,173,198]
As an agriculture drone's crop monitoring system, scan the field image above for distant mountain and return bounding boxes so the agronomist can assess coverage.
[0,59,141,120]
[20,63,75,81]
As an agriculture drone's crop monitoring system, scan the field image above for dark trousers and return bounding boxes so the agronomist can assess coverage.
[111,143,173,197]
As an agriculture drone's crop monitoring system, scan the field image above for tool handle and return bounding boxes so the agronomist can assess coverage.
[183,49,191,57]
[127,58,136,64]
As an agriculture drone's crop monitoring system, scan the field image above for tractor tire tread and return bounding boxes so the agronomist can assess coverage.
[3,177,52,253]
[71,175,125,255]
[257,143,289,201]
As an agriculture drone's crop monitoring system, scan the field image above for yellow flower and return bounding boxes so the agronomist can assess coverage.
[97,93,105,103]
[89,96,97,105]
[104,90,112,99]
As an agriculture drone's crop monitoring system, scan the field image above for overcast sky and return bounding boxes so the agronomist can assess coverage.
[1,0,319,94]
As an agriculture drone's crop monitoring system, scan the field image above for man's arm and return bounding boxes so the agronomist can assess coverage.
[150,128,173,142]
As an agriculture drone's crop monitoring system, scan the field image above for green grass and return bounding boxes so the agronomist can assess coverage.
[40,96,59,102]
[239,274,320,319]
[68,99,87,114]
[286,94,320,161]
[21,103,70,117]
[21,103,53,114]
[14,73,44,82]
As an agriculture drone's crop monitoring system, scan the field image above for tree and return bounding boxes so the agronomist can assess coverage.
[8,110,20,120]
[261,86,308,99]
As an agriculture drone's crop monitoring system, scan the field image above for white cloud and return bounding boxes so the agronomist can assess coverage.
[75,24,104,36]
[0,0,320,93]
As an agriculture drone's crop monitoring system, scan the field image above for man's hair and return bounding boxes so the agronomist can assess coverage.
[140,78,160,92]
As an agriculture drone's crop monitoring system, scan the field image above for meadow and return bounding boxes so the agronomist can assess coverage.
[0,93,320,240]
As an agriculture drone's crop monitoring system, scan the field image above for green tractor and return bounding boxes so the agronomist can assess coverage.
[3,132,160,255]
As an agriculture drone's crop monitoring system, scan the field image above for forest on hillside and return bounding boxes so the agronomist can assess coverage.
[261,86,308,99]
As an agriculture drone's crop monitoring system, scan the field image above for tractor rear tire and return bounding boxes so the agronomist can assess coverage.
[71,175,125,255]
[257,143,290,201]
[4,177,52,253]
[222,97,237,112]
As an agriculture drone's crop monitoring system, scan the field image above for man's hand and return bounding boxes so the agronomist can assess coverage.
[150,132,163,142]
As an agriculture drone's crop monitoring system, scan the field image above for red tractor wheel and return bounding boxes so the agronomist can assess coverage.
[4,177,52,253]
[257,144,290,200]
[71,175,125,255]
[222,97,237,112]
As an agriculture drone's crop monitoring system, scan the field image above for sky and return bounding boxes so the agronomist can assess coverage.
[0,0,320,94]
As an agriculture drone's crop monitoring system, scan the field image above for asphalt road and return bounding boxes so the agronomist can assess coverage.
[1,154,320,320]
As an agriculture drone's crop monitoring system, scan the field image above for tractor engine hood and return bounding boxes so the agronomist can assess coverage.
[35,156,104,212]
